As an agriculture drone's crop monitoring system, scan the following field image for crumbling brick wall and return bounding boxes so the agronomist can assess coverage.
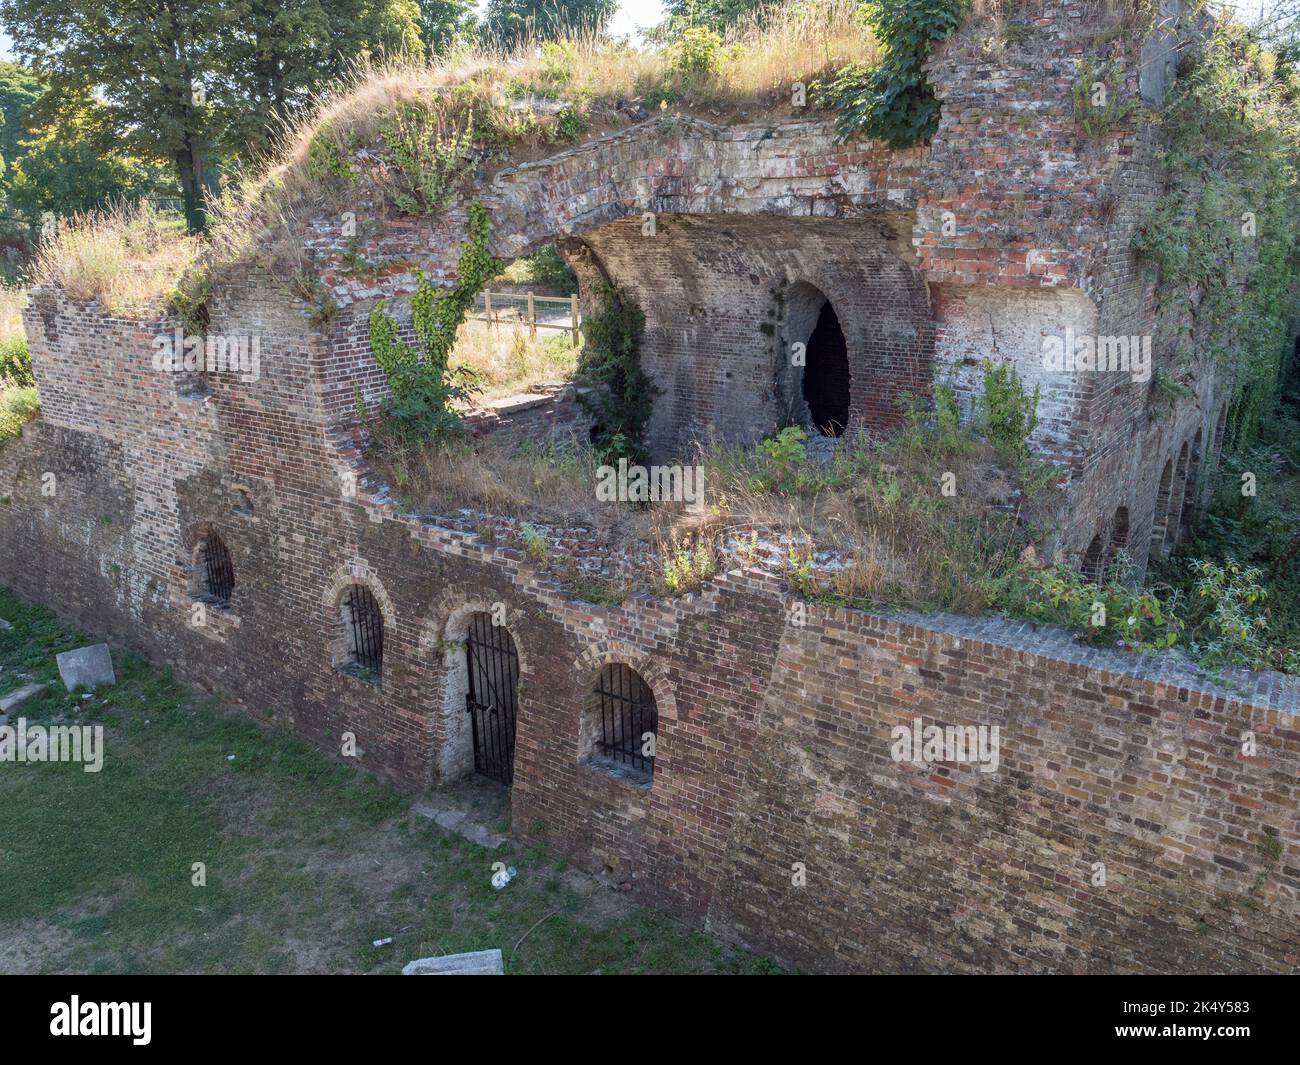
[1,0,1293,975]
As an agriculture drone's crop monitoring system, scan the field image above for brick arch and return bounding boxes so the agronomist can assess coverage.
[422,586,536,782]
[182,520,239,606]
[1150,457,1175,556]
[306,118,922,435]
[320,560,398,625]
[571,641,678,725]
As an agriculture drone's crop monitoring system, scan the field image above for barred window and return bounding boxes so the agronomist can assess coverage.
[591,664,658,781]
[339,584,384,680]
[197,533,235,607]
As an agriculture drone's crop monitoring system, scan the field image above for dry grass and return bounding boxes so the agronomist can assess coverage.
[451,318,578,398]
[368,416,1060,614]
[700,430,1055,614]
[0,286,27,348]
[208,1,875,274]
[33,201,201,318]
[38,6,875,304]
[376,432,597,519]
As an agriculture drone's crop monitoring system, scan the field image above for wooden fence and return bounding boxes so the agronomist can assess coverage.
[471,290,581,345]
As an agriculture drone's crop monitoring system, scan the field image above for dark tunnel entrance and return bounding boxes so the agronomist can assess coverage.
[802,301,851,437]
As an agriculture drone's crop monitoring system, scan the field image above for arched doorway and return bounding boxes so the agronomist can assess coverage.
[802,302,851,437]
[781,282,852,439]
[464,613,520,784]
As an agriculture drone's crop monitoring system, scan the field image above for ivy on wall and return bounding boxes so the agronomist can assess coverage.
[816,0,970,148]
[367,202,503,443]
[1131,17,1300,453]
[576,282,657,465]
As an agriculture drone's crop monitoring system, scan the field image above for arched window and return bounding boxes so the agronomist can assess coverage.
[195,532,235,607]
[1151,459,1173,556]
[338,584,384,681]
[586,664,658,782]
[1081,534,1106,584]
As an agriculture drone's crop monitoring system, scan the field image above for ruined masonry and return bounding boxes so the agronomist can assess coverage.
[1,1,1297,972]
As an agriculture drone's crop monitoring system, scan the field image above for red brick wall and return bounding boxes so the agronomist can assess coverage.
[3,293,1296,973]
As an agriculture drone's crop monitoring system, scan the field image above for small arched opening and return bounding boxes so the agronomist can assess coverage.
[582,663,659,785]
[803,302,851,437]
[1180,429,1203,534]
[334,583,385,685]
[780,282,852,438]
[1151,459,1174,556]
[1081,534,1106,584]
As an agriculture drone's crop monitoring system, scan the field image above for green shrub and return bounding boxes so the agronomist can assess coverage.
[1185,558,1279,671]
[520,523,551,563]
[306,122,355,181]
[994,554,1181,653]
[516,244,577,292]
[659,538,718,594]
[672,27,725,78]
[0,386,39,446]
[1071,59,1134,138]
[757,426,808,487]
[378,101,476,215]
[0,336,33,387]
[816,0,970,148]
[576,283,656,465]
[554,106,590,143]
[977,360,1039,462]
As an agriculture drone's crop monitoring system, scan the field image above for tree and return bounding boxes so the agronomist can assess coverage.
[661,0,767,31]
[419,0,478,53]
[0,63,166,259]
[0,0,428,232]
[0,0,232,232]
[482,0,617,48]
[0,63,41,171]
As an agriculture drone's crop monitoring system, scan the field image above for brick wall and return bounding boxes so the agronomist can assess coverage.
[2,0,1295,974]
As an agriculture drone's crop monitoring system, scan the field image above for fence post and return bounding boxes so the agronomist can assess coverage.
[527,292,536,337]
[484,289,493,332]
[570,293,580,347]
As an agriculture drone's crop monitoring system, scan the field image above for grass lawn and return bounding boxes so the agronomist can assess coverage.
[0,588,776,974]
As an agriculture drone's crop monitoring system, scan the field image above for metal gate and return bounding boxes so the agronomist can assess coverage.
[465,613,520,784]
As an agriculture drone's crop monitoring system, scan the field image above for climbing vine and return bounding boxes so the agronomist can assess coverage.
[379,100,478,215]
[576,283,657,465]
[367,203,503,443]
[1131,16,1300,453]
[816,0,970,147]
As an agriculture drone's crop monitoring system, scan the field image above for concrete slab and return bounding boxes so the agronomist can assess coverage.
[56,644,116,691]
[402,949,504,975]
[0,682,48,716]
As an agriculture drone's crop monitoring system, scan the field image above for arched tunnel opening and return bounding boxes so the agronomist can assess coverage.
[802,301,851,437]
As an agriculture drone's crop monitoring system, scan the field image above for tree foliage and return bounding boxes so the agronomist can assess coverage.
[482,0,617,48]
[0,0,427,232]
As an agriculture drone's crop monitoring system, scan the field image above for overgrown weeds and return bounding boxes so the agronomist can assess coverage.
[33,201,200,318]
